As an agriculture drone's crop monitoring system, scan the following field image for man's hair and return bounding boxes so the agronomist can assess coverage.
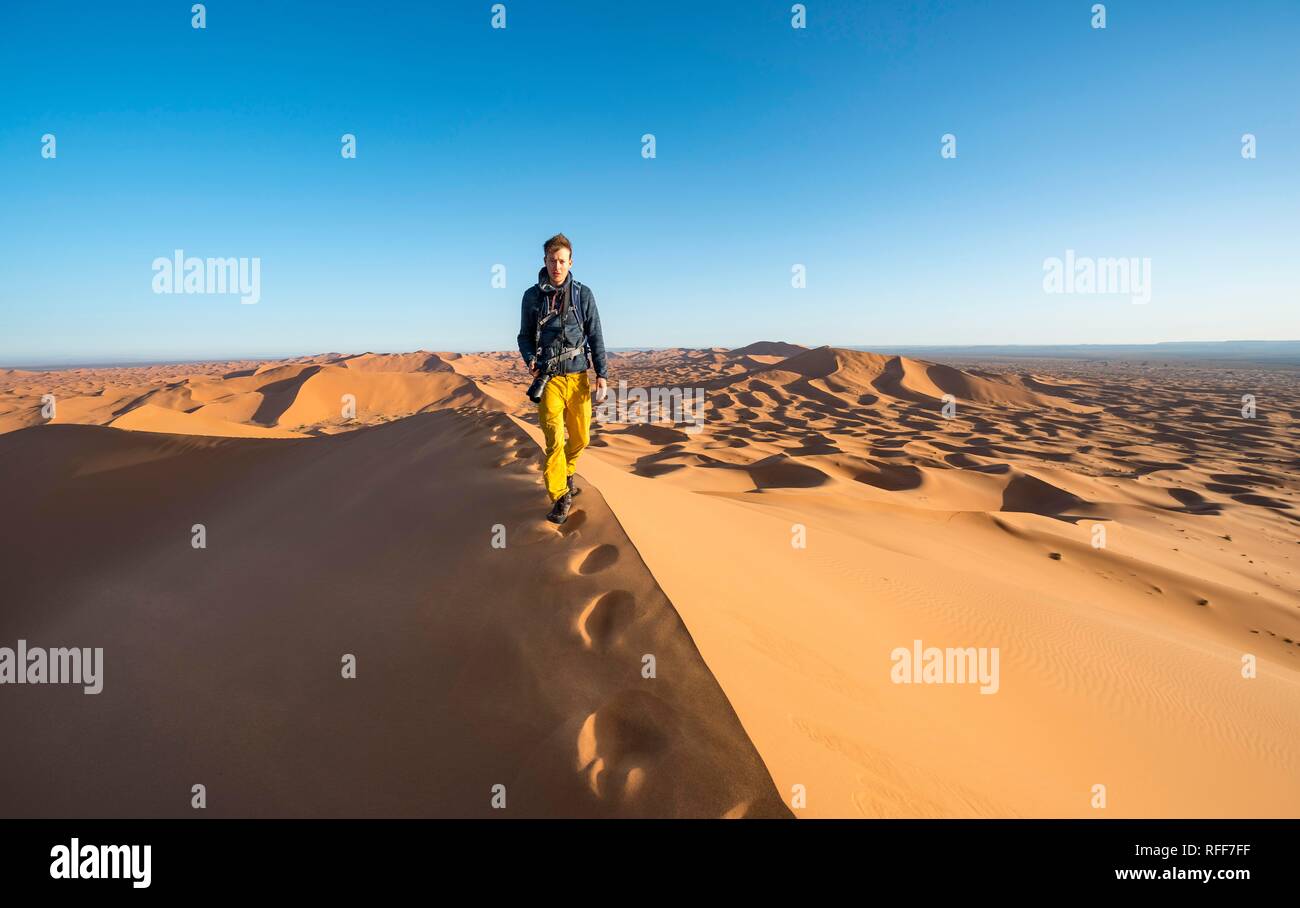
[543,234,572,259]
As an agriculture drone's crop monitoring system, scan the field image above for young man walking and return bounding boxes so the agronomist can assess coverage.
[516,234,608,525]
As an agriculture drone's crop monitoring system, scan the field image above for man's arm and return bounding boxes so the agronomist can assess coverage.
[583,286,608,379]
[517,289,537,369]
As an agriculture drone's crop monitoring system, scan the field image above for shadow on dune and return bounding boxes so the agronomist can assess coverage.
[249,365,323,425]
[0,412,790,819]
[854,462,924,492]
[999,473,1087,520]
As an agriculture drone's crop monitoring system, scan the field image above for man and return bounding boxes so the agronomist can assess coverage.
[517,234,608,525]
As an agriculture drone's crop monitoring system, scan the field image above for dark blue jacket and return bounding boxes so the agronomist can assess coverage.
[517,272,608,379]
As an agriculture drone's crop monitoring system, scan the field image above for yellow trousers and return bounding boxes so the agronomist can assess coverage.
[538,371,591,501]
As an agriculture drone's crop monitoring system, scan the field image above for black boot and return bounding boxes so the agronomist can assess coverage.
[567,475,581,497]
[546,491,573,525]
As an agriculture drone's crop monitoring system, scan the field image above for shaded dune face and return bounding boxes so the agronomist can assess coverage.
[0,410,790,819]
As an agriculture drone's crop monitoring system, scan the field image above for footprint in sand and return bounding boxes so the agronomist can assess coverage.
[514,508,590,545]
[575,544,619,575]
[719,801,758,819]
[576,690,675,801]
[576,589,637,650]
[558,509,588,535]
[492,448,534,469]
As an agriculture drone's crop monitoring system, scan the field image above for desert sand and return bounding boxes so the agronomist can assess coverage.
[1,345,1297,817]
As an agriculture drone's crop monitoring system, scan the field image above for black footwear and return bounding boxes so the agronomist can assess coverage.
[567,475,581,497]
[546,491,573,525]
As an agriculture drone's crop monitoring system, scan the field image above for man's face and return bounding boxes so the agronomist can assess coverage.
[545,247,571,285]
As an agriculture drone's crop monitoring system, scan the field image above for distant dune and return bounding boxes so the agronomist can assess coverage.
[726,340,810,359]
[108,403,309,438]
[860,340,1300,368]
[2,343,1298,817]
[0,351,502,437]
[710,345,1100,413]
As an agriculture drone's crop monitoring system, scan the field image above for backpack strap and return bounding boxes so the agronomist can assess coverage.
[570,279,585,326]
[571,279,592,364]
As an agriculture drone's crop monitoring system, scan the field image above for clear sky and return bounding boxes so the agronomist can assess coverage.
[2,0,1297,365]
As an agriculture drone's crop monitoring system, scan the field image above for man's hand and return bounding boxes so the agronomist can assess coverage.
[595,376,608,403]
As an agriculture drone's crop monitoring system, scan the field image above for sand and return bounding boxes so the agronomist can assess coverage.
[0,409,788,818]
[1,344,1297,817]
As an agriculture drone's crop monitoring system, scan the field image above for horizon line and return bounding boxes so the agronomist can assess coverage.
[5,338,1300,372]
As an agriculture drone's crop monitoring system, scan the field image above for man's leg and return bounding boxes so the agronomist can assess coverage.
[538,374,574,501]
[563,371,592,476]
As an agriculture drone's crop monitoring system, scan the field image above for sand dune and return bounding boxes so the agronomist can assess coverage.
[510,343,1300,816]
[2,342,1297,817]
[0,410,788,818]
[108,403,308,438]
[0,352,502,437]
[709,345,1099,413]
[727,341,809,359]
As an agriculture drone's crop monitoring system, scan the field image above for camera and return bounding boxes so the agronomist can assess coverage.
[527,370,550,403]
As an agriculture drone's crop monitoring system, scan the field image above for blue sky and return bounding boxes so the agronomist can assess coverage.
[2,0,1297,364]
